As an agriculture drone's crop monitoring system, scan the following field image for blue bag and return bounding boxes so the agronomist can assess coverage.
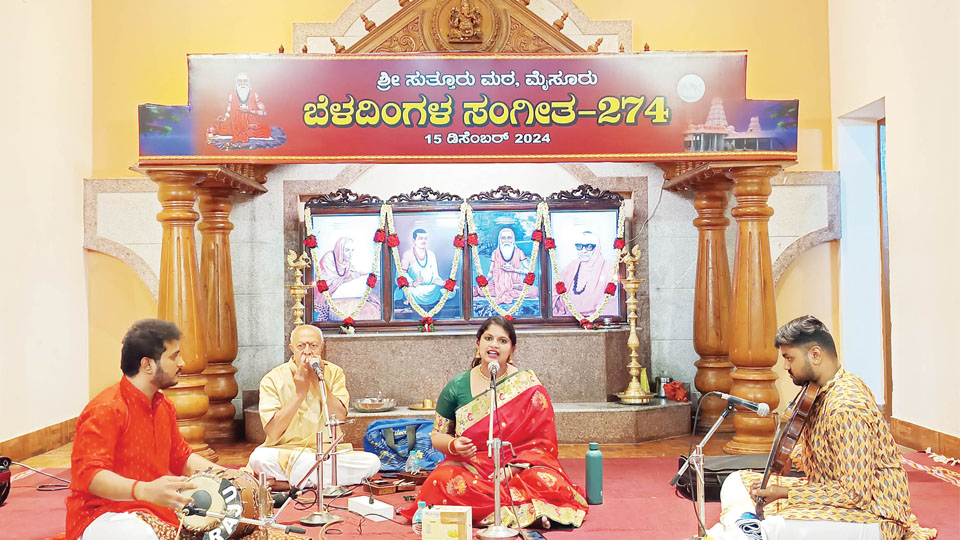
[362,418,445,472]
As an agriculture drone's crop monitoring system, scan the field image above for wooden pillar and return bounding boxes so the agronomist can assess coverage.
[151,170,218,461]
[692,181,734,432]
[724,166,781,455]
[198,186,239,443]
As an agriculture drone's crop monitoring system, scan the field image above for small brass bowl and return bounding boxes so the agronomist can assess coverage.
[353,397,396,412]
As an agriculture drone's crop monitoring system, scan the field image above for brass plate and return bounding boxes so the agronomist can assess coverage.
[409,403,436,411]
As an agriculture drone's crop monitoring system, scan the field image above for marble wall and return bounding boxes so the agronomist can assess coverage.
[84,165,838,418]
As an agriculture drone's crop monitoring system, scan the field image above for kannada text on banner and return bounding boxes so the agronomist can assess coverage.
[138,52,798,164]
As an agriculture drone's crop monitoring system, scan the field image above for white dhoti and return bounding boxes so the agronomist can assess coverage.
[248,446,381,488]
[705,471,882,540]
[80,512,159,540]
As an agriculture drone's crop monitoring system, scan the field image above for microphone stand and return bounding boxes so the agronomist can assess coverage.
[183,504,308,535]
[672,405,734,540]
[300,360,349,526]
[477,365,519,540]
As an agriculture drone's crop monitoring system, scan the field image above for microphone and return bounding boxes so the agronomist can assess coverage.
[717,393,771,417]
[184,489,213,515]
[308,358,324,379]
[488,361,500,379]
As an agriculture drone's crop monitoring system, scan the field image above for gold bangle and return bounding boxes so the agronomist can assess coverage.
[447,438,457,455]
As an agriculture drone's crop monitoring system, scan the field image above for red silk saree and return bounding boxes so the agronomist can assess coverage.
[403,370,587,527]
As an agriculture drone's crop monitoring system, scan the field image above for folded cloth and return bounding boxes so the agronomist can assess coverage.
[664,381,689,402]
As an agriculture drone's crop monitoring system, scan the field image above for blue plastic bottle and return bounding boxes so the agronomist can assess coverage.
[585,442,603,504]
[411,500,426,534]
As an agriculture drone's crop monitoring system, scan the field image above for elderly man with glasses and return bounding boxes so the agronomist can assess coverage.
[246,325,380,489]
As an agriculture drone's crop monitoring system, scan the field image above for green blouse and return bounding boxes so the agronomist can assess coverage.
[435,369,520,420]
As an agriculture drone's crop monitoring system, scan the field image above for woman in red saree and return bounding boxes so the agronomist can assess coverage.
[402,316,588,528]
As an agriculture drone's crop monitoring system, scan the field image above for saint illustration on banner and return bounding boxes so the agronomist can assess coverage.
[206,72,286,150]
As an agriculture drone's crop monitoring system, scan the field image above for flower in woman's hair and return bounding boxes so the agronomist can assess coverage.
[316,280,329,293]
[453,235,466,248]
[374,229,386,243]
[604,282,617,296]
[476,275,488,288]
[531,230,544,243]
[366,274,378,288]
[397,276,409,288]
[444,279,457,292]
[303,235,318,248]
[467,233,479,246]
[523,273,535,286]
[387,234,400,248]
[614,238,626,250]
[555,282,567,294]
[544,238,556,250]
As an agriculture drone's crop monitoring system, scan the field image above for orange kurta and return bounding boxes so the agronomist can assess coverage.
[65,377,192,540]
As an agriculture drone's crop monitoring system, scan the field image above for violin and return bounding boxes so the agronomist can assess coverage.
[755,381,819,518]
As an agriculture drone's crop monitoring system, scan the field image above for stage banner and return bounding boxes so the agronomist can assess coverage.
[138,52,798,164]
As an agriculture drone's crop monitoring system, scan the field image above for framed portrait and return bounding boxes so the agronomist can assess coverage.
[548,209,621,318]
[308,213,384,322]
[389,210,464,321]
[468,210,542,318]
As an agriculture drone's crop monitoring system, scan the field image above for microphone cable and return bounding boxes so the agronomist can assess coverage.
[11,461,71,491]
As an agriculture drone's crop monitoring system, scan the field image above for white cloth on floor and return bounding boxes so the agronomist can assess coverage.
[248,446,380,487]
[79,511,159,540]
[705,471,881,540]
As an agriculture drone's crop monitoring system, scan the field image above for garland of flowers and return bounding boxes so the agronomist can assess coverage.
[306,199,628,332]
[304,207,387,333]
[384,203,469,331]
[465,202,547,320]
[542,200,628,329]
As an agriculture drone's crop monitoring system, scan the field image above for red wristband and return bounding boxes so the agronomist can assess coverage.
[131,480,140,501]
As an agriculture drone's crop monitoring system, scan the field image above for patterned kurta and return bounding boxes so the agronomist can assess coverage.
[743,368,936,540]
[66,377,192,540]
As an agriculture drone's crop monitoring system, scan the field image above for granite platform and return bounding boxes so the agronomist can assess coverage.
[243,398,691,447]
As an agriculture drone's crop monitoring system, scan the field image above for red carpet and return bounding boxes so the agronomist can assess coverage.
[2,454,957,540]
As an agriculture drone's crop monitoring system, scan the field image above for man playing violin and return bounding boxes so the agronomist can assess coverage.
[706,315,935,540]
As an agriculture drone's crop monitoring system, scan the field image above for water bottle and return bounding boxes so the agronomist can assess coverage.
[411,500,426,534]
[585,441,603,504]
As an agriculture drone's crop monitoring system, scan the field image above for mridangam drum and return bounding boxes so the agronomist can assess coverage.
[181,469,271,540]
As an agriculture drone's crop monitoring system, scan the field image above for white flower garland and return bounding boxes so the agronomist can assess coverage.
[465,202,546,318]
[384,203,468,319]
[543,200,628,324]
[304,206,386,322]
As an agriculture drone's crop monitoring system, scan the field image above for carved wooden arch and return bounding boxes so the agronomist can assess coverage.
[347,0,584,53]
[293,0,633,54]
